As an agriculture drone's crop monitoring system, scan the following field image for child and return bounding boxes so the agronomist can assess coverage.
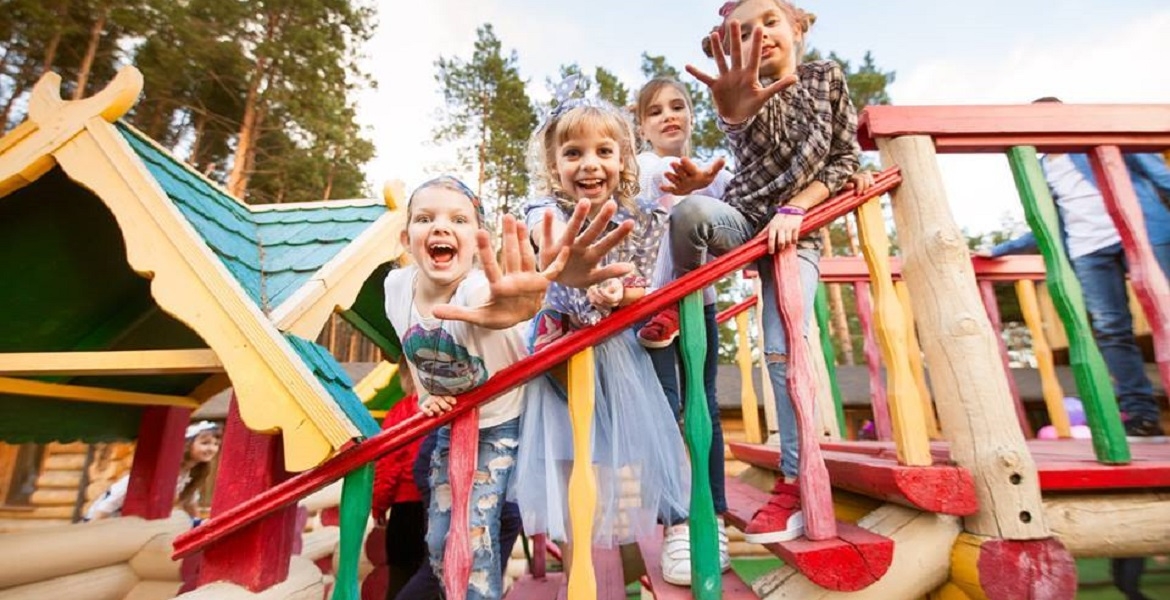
[517,95,691,556]
[633,77,734,584]
[85,421,222,521]
[641,0,870,544]
[382,175,566,600]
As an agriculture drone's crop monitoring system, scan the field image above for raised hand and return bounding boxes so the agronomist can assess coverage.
[540,199,636,289]
[432,214,568,329]
[845,170,876,195]
[685,22,796,125]
[662,156,727,196]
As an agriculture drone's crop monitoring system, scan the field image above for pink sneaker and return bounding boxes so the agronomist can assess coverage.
[743,480,804,544]
[637,307,680,349]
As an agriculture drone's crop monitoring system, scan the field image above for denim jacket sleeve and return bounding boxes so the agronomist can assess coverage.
[989,232,1039,257]
[1125,153,1170,209]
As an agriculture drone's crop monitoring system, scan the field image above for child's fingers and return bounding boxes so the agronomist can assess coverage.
[763,74,798,98]
[475,230,503,284]
[727,21,743,71]
[588,219,635,259]
[540,247,570,281]
[574,200,616,248]
[711,29,730,75]
[516,221,537,272]
[707,157,727,176]
[685,64,717,88]
[589,262,634,284]
[745,26,763,78]
[500,214,521,274]
[431,304,477,325]
[559,199,591,249]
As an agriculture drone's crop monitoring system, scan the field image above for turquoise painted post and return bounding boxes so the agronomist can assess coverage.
[679,292,721,598]
[331,463,375,600]
[816,283,847,437]
[1007,147,1129,464]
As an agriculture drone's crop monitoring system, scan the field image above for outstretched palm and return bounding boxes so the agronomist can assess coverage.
[432,215,568,329]
[540,199,635,289]
[686,22,796,125]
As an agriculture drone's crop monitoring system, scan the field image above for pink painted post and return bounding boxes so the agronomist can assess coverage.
[978,280,1032,437]
[773,249,835,541]
[1090,146,1170,392]
[122,406,192,519]
[853,281,892,440]
[442,409,479,600]
[197,396,297,592]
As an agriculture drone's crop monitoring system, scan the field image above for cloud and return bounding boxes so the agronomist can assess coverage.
[890,11,1170,234]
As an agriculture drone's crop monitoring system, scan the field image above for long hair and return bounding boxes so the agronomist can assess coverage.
[634,77,695,157]
[701,0,816,61]
[176,428,221,507]
[528,102,640,212]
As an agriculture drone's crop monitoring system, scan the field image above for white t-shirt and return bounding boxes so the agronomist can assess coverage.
[638,152,732,304]
[84,471,194,520]
[383,266,526,428]
[1043,153,1120,259]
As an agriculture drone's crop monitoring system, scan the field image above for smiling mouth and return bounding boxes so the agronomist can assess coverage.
[427,242,457,265]
[576,179,607,194]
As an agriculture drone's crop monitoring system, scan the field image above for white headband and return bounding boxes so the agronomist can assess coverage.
[185,420,219,439]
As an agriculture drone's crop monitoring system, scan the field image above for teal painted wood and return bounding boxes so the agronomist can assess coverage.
[285,334,381,436]
[679,292,721,599]
[332,463,375,600]
[815,283,847,437]
[1007,147,1129,464]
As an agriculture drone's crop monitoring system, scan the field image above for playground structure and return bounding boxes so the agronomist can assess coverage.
[0,67,1168,600]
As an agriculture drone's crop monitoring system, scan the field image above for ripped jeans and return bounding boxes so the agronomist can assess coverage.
[671,194,821,478]
[426,417,520,600]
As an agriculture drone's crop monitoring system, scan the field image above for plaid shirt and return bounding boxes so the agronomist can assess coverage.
[721,60,861,242]
[524,196,667,326]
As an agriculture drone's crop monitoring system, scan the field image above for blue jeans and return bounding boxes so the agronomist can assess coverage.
[671,195,821,478]
[647,303,728,514]
[1070,242,1170,422]
[425,418,520,600]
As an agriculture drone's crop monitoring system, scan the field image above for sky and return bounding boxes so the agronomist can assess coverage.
[357,0,1170,236]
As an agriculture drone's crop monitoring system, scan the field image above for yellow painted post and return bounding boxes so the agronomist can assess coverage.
[736,311,764,444]
[1016,280,1071,437]
[566,347,597,600]
[855,199,933,466]
[895,280,940,438]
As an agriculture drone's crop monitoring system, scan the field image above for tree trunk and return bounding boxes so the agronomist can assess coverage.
[0,63,34,131]
[476,92,488,199]
[189,110,208,168]
[322,150,335,200]
[73,6,110,101]
[228,11,282,199]
[821,227,856,365]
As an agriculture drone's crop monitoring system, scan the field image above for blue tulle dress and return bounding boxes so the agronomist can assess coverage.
[515,196,691,547]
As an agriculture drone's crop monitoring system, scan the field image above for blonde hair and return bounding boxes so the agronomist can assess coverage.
[528,102,640,212]
[634,78,695,157]
[701,0,816,60]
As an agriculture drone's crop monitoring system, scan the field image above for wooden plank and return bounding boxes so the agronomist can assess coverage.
[735,312,763,444]
[566,348,597,600]
[442,411,479,600]
[171,168,903,560]
[1037,460,1170,491]
[894,280,939,439]
[506,572,566,600]
[977,280,1030,436]
[728,442,978,516]
[637,527,757,599]
[0,349,223,376]
[853,281,891,440]
[1091,145,1170,394]
[0,376,199,409]
[723,478,893,592]
[820,255,1047,283]
[880,135,1050,541]
[122,406,191,519]
[858,104,1170,153]
[1015,280,1071,437]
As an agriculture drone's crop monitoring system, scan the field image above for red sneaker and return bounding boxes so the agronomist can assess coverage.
[637,307,680,349]
[743,480,804,544]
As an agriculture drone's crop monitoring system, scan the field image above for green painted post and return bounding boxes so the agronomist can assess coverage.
[1007,147,1129,464]
[679,291,721,598]
[331,463,375,600]
[816,283,847,437]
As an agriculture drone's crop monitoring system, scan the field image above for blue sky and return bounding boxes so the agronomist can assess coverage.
[359,1,1170,235]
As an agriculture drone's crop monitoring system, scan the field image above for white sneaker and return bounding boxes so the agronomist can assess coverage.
[660,523,692,586]
[717,517,731,573]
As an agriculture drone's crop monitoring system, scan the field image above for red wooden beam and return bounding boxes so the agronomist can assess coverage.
[819,255,1047,283]
[858,104,1170,153]
[122,406,192,520]
[172,168,904,560]
[723,478,893,592]
[728,442,978,516]
[715,297,757,326]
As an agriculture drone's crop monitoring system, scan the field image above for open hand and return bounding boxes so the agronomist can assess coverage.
[845,170,875,195]
[540,199,635,289]
[586,278,624,311]
[662,156,727,196]
[766,211,803,254]
[686,22,797,125]
[420,394,456,417]
[432,215,568,329]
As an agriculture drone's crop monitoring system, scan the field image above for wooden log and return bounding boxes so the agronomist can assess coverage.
[1035,283,1068,351]
[28,489,80,506]
[0,564,138,600]
[0,514,187,588]
[852,281,891,440]
[752,504,960,600]
[879,135,1049,540]
[1015,280,1071,437]
[44,454,86,471]
[35,470,82,489]
[566,348,597,600]
[46,442,89,454]
[299,526,340,562]
[129,532,183,581]
[950,534,1076,600]
[855,198,930,462]
[123,580,182,600]
[1043,492,1170,557]
[1090,145,1170,392]
[177,555,325,600]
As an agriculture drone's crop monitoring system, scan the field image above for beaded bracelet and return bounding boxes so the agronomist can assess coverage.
[776,205,806,216]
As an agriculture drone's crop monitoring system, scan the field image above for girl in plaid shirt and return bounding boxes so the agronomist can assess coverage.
[638,0,872,545]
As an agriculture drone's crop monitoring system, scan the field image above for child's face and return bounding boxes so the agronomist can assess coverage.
[555,122,623,209]
[640,86,692,158]
[188,432,221,464]
[401,186,480,288]
[729,0,801,80]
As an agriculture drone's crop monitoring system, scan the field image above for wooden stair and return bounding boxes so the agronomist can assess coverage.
[636,526,757,599]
